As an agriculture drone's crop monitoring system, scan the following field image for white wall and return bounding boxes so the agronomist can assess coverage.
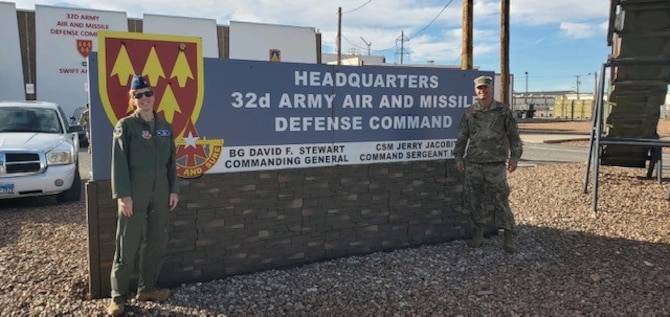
[142,13,219,58]
[0,1,26,100]
[229,21,316,63]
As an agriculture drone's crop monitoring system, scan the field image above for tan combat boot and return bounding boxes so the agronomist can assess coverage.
[136,288,171,301]
[467,226,484,248]
[503,230,516,254]
[106,301,125,316]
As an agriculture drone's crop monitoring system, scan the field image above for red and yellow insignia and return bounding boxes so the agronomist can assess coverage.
[269,49,281,62]
[98,31,223,178]
[77,39,93,58]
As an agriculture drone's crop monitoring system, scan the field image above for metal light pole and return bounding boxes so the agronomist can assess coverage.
[524,71,528,113]
[524,71,528,94]
[360,36,371,56]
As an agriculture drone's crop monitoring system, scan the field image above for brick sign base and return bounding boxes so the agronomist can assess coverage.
[86,160,468,298]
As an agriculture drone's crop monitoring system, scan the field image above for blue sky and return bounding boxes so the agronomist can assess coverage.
[13,0,612,93]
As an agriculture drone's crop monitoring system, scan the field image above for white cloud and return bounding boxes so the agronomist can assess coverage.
[507,0,609,25]
[402,30,462,65]
[14,0,610,45]
[560,22,598,39]
[11,0,613,90]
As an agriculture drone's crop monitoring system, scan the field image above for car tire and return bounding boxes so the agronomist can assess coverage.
[57,166,82,203]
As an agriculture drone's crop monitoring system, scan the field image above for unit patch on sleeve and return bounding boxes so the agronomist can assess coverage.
[113,123,123,137]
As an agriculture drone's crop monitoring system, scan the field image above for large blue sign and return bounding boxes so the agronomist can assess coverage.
[89,52,491,179]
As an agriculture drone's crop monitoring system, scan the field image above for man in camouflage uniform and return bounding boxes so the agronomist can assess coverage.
[453,75,523,254]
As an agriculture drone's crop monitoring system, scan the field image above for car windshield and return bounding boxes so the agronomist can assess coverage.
[0,107,64,134]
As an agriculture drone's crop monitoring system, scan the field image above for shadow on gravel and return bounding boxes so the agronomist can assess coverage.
[0,195,61,208]
[0,198,85,248]
[0,175,87,209]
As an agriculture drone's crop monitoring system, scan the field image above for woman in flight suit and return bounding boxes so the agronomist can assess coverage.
[107,75,179,316]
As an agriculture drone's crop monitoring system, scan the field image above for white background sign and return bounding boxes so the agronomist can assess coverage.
[35,5,127,120]
[218,140,456,173]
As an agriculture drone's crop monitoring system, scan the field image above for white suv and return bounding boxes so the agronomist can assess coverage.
[0,101,81,202]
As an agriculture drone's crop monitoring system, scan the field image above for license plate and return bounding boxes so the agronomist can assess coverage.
[0,183,14,194]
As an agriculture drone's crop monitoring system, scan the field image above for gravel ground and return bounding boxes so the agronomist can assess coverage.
[2,144,670,316]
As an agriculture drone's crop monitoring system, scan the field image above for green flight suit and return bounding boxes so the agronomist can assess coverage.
[110,110,178,303]
[454,101,523,231]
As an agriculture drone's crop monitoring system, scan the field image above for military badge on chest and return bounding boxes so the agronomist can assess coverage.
[142,130,152,139]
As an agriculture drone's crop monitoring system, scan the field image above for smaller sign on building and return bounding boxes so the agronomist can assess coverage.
[269,49,281,62]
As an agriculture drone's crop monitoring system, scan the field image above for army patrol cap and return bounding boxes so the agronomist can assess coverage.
[474,76,493,88]
[130,75,150,90]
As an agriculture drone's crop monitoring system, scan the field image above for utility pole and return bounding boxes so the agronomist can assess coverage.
[337,7,342,65]
[360,36,371,56]
[395,31,409,64]
[500,0,510,104]
[461,0,473,70]
[576,75,581,99]
[401,31,404,64]
[590,71,598,95]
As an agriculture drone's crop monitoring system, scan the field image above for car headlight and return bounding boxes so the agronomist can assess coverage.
[46,150,73,165]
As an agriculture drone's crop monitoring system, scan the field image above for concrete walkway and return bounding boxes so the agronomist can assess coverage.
[520,132,590,144]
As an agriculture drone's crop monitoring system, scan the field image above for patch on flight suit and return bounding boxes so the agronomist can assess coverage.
[113,123,123,137]
[156,129,171,137]
[142,130,152,139]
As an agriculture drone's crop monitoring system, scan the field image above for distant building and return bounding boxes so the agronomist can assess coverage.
[512,91,594,120]
[322,53,386,66]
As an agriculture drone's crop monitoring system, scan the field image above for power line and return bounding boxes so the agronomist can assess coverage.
[342,35,368,50]
[365,0,455,53]
[407,0,454,40]
[343,0,372,14]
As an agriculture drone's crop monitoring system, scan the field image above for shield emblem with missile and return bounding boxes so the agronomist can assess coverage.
[98,31,223,178]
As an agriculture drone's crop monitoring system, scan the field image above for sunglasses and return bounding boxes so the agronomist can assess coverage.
[133,91,154,99]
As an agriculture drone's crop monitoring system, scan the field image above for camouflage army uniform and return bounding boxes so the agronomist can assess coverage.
[110,110,178,304]
[453,100,523,231]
